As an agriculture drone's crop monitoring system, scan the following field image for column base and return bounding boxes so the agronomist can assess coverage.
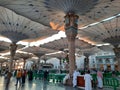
[65,77,73,86]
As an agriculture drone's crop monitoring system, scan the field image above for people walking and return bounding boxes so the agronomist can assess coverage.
[15,69,22,86]
[21,69,27,85]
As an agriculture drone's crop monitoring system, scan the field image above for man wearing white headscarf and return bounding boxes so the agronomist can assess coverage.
[97,70,103,89]
[72,69,80,87]
[84,70,93,90]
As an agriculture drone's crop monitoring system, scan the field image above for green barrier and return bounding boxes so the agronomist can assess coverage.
[91,74,97,88]
[48,73,66,83]
[48,73,56,82]
[103,73,112,78]
[103,78,119,90]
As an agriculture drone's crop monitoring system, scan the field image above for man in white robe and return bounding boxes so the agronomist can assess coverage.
[72,69,80,87]
[84,70,93,90]
[63,72,70,84]
[97,70,103,89]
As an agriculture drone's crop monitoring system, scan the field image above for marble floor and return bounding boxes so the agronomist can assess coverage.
[0,76,119,90]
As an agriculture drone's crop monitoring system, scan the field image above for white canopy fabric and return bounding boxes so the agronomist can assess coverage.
[0,40,24,52]
[0,57,8,63]
[3,51,33,60]
[21,46,57,57]
[77,47,101,56]
[40,37,93,51]
[0,6,58,43]
[0,0,119,58]
[78,16,120,46]
[0,0,120,31]
[98,45,114,52]
[45,51,67,59]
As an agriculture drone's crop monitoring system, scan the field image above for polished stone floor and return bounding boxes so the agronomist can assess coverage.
[0,76,119,90]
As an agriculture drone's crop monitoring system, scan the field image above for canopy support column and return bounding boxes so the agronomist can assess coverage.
[113,45,120,71]
[64,13,79,85]
[84,54,90,71]
[9,43,17,72]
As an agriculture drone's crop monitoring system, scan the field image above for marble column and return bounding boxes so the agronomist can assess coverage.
[58,57,62,73]
[37,56,42,70]
[9,43,17,72]
[84,54,90,71]
[64,13,79,76]
[103,59,106,70]
[0,63,2,71]
[113,46,120,71]
[23,59,26,69]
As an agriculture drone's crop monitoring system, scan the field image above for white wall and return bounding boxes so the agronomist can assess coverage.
[46,58,59,69]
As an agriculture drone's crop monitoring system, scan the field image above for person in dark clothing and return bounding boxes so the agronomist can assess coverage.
[28,70,33,81]
[6,71,12,85]
[14,70,17,77]
[44,70,49,80]
[21,69,27,85]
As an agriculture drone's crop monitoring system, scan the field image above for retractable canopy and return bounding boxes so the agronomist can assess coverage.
[0,0,120,30]
[0,40,24,52]
[40,37,93,51]
[21,46,57,57]
[78,15,120,46]
[0,7,58,43]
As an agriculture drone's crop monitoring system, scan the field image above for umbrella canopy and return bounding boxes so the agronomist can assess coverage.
[0,40,25,52]
[0,0,120,31]
[40,37,93,51]
[0,57,9,63]
[45,51,67,59]
[0,41,10,52]
[20,46,57,57]
[0,7,58,43]
[98,45,114,52]
[78,15,120,46]
[15,52,33,59]
[3,51,33,60]
[78,47,101,56]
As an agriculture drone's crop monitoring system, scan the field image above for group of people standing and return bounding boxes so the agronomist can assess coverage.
[82,69,103,90]
[63,69,103,90]
[14,69,33,86]
[14,69,27,86]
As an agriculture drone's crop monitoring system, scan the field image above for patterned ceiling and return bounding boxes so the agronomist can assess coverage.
[3,52,33,60]
[0,0,120,30]
[0,0,119,57]
[45,51,68,59]
[0,6,58,43]
[40,37,93,51]
[0,40,24,52]
[21,46,57,57]
[0,57,8,63]
[78,15,120,46]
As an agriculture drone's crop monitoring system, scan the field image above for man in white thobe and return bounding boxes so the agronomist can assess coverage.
[72,69,80,87]
[84,70,93,90]
[63,72,70,84]
[97,70,103,89]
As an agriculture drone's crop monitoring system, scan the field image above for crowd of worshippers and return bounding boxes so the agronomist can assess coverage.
[14,70,49,86]
[63,69,119,90]
[2,68,119,89]
[2,69,49,86]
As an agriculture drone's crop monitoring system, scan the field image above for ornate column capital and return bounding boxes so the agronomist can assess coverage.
[64,13,79,29]
[113,47,120,58]
[9,43,17,57]
[64,13,79,41]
